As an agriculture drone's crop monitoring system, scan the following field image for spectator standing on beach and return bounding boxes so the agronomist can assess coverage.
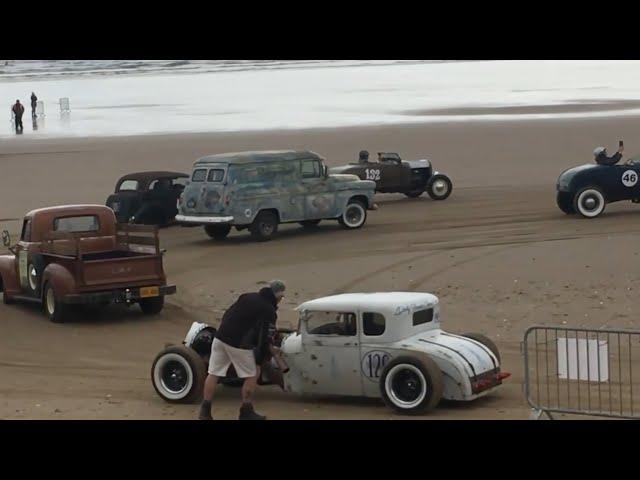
[30,92,38,118]
[12,100,25,132]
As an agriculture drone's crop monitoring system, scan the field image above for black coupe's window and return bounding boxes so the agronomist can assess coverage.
[192,169,207,182]
[54,215,99,233]
[207,169,225,182]
[118,180,139,191]
[363,312,386,336]
[413,308,434,326]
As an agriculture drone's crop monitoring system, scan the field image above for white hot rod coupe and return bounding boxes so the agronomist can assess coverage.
[151,292,510,415]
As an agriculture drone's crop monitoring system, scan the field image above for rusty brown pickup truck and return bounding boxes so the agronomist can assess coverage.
[0,205,176,323]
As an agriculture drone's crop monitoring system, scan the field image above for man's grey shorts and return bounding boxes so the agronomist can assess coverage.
[208,338,257,378]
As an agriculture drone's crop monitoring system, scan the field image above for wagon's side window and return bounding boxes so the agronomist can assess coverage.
[363,312,386,336]
[413,308,434,326]
[191,169,207,182]
[21,218,32,242]
[306,311,357,336]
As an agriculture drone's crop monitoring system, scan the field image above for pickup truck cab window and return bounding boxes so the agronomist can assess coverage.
[21,218,32,242]
[301,159,321,179]
[53,215,100,233]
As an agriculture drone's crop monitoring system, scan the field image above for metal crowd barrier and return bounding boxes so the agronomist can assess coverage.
[523,325,640,419]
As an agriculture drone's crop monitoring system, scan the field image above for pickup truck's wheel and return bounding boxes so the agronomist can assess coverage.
[379,355,443,415]
[27,256,45,297]
[462,332,501,363]
[404,189,425,198]
[299,220,321,229]
[43,283,69,323]
[249,211,279,241]
[151,345,206,403]
[426,174,452,200]
[139,296,164,315]
[574,186,606,218]
[204,224,231,240]
[556,192,576,215]
[339,200,367,229]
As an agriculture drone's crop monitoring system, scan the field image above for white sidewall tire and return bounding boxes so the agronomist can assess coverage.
[45,286,56,316]
[152,352,194,401]
[384,364,428,410]
[575,188,605,218]
[342,202,366,229]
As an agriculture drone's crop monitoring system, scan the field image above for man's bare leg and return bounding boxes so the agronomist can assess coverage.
[198,374,219,420]
[239,367,266,420]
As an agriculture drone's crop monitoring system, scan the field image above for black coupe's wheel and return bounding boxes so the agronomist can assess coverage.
[204,224,232,240]
[574,186,606,218]
[43,283,69,323]
[299,220,321,229]
[556,192,576,215]
[426,174,453,201]
[379,355,443,415]
[339,200,367,229]
[249,211,279,241]
[404,189,425,198]
[151,345,206,403]
[462,332,501,363]
[139,296,164,315]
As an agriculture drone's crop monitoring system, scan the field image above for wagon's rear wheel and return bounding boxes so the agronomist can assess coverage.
[379,355,443,415]
[151,345,206,403]
[250,211,279,241]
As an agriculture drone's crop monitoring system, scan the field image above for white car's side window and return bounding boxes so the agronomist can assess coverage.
[306,311,357,336]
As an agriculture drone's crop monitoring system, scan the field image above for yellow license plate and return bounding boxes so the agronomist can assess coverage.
[140,286,159,298]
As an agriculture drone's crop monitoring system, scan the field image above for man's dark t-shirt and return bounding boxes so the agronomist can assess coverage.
[215,287,278,351]
[596,151,622,166]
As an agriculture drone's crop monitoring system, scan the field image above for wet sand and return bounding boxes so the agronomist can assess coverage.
[2,116,640,419]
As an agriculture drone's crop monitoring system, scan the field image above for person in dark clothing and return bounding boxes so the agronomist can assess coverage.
[358,150,370,164]
[12,100,24,132]
[198,279,286,421]
[594,144,624,166]
[30,92,37,118]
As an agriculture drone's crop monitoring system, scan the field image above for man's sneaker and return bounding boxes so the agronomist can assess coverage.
[239,403,266,420]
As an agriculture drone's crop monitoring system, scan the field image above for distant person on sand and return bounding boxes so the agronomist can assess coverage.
[30,92,38,118]
[12,100,24,132]
[594,144,624,166]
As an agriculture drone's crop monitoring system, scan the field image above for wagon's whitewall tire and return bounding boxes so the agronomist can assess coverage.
[574,187,606,218]
[151,345,206,403]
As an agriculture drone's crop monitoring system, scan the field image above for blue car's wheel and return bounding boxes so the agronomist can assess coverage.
[574,186,606,218]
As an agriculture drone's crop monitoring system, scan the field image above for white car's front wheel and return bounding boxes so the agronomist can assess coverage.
[379,356,443,415]
[151,345,206,403]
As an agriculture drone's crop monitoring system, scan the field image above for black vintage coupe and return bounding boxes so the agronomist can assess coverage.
[556,157,640,218]
[106,171,189,225]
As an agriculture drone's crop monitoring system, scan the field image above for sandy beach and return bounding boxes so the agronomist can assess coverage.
[2,113,640,419]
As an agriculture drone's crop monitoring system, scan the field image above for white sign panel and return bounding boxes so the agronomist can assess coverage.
[557,338,609,382]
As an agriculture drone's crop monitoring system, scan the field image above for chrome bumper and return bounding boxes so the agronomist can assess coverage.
[175,214,234,224]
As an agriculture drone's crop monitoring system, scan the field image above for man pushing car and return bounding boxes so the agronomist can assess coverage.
[198,280,286,420]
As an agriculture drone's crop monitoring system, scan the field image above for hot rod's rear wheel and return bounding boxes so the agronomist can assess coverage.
[339,200,367,229]
[426,174,452,201]
[379,355,443,415]
[151,344,206,403]
[139,296,164,315]
[556,192,576,215]
[461,332,501,363]
[43,283,69,323]
[574,186,606,218]
[250,211,279,241]
[204,224,231,240]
